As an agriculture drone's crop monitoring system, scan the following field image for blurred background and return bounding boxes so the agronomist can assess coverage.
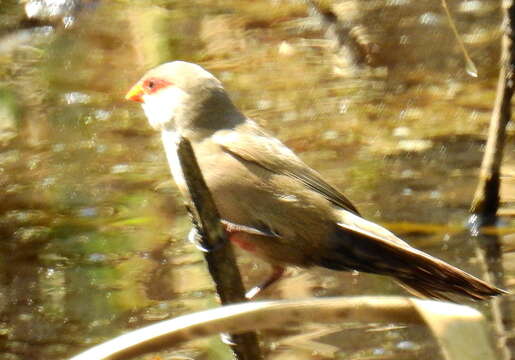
[0,0,513,359]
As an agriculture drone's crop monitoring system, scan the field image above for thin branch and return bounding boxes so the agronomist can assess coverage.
[441,0,478,77]
[175,136,261,360]
[469,0,513,222]
[469,3,514,359]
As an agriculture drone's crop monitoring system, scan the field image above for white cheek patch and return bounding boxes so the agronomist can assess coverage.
[141,87,189,130]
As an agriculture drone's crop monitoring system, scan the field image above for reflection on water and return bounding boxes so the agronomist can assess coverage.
[0,0,512,359]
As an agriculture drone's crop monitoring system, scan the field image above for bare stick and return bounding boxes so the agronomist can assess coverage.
[441,0,478,77]
[469,2,514,359]
[176,136,262,360]
[470,0,513,221]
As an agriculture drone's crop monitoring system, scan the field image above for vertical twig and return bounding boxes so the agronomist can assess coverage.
[441,0,478,77]
[176,136,262,360]
[469,1,514,359]
[469,0,513,222]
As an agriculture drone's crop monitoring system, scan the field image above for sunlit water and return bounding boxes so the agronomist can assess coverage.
[0,0,513,359]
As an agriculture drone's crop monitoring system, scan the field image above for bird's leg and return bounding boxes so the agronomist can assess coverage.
[189,218,285,298]
[245,265,285,299]
[220,220,285,298]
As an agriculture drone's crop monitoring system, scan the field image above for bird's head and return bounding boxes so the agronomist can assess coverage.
[125,61,243,135]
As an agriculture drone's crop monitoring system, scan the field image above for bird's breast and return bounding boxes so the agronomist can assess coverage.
[160,130,188,192]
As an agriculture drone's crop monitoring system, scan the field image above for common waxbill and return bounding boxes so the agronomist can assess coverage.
[126,61,504,300]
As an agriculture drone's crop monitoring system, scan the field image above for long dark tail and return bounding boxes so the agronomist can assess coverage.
[316,222,506,301]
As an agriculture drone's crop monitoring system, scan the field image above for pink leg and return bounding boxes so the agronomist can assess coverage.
[245,265,285,299]
[219,220,285,299]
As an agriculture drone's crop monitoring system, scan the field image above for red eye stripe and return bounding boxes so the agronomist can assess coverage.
[142,78,173,94]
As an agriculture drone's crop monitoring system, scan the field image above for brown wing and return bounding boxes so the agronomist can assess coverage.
[212,129,360,215]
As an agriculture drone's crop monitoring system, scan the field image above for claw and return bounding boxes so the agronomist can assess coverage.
[187,227,226,252]
[220,332,237,345]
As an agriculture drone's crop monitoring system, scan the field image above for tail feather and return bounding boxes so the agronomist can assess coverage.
[315,219,506,301]
[392,254,504,301]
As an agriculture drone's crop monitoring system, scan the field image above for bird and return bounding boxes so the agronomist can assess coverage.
[125,61,505,301]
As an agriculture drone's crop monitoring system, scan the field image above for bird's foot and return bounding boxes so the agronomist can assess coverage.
[220,333,237,345]
[245,266,285,299]
[187,227,226,252]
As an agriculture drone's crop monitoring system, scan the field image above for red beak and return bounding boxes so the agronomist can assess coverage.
[125,83,144,103]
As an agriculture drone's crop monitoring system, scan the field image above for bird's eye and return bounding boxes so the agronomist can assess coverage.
[142,78,173,94]
[143,79,157,92]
